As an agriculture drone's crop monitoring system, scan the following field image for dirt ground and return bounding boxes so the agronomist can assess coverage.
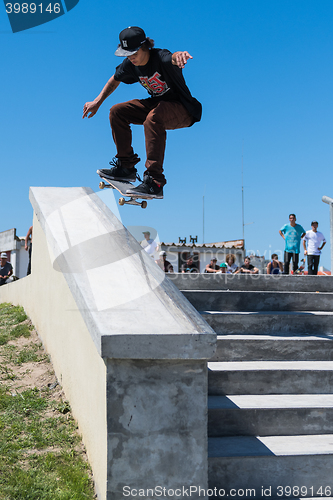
[0,323,63,403]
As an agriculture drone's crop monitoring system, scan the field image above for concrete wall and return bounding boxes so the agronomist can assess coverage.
[169,272,333,292]
[0,186,216,500]
[0,214,108,499]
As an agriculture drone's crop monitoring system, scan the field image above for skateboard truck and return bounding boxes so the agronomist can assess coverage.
[99,180,148,209]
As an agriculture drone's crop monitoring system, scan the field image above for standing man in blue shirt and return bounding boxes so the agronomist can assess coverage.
[279,214,306,274]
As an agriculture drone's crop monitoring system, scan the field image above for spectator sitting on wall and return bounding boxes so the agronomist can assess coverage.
[0,252,13,286]
[217,263,228,273]
[266,253,283,275]
[205,257,220,273]
[225,254,238,274]
[235,256,259,274]
[155,251,174,273]
[181,256,198,273]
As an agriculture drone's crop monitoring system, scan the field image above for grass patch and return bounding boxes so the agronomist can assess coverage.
[0,303,27,327]
[0,304,96,499]
[0,303,29,346]
[3,342,48,366]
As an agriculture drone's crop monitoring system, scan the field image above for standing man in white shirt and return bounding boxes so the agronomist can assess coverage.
[303,221,326,275]
[141,231,157,258]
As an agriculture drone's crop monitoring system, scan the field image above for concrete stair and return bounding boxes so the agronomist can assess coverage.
[209,435,333,497]
[208,394,333,436]
[181,290,333,312]
[208,360,333,395]
[211,334,333,361]
[201,310,333,335]
[172,274,333,498]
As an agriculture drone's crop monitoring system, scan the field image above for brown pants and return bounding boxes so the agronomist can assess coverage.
[109,98,193,186]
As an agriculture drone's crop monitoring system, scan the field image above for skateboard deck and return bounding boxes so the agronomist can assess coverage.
[294,258,306,275]
[98,177,153,209]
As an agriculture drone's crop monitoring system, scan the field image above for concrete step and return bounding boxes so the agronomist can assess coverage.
[208,394,333,436]
[211,334,333,361]
[202,311,333,335]
[169,273,333,292]
[208,361,333,395]
[183,290,333,312]
[208,434,333,498]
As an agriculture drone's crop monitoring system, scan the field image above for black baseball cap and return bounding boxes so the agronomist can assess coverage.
[115,26,147,57]
[311,220,319,225]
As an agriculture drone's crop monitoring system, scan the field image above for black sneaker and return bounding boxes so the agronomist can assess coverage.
[126,174,164,199]
[97,158,137,182]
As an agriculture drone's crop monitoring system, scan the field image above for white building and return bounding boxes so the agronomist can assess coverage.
[159,240,245,273]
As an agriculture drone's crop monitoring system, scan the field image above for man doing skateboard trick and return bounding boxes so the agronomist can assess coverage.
[82,26,202,199]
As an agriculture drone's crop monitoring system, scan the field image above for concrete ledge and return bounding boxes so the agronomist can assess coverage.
[29,187,216,359]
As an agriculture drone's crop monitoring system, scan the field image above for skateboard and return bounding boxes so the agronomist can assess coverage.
[98,177,152,209]
[294,258,306,275]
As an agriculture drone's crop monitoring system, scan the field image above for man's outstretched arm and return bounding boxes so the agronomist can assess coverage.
[83,75,120,119]
[172,51,193,69]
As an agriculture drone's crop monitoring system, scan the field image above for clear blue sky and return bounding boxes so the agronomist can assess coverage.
[1,1,333,268]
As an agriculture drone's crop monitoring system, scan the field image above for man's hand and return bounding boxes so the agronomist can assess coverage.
[172,51,193,69]
[83,76,120,119]
[82,101,100,119]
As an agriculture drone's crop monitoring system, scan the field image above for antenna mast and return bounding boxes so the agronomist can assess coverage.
[241,141,245,242]
[203,195,205,244]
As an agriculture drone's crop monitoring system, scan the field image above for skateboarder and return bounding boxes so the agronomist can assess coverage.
[82,26,202,199]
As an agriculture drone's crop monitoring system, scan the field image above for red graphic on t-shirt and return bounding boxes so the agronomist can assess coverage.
[139,72,169,95]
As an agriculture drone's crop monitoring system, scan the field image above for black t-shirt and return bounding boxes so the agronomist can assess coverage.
[114,48,202,124]
[204,264,219,273]
[240,264,255,273]
[181,262,198,273]
[163,260,172,272]
[0,262,12,282]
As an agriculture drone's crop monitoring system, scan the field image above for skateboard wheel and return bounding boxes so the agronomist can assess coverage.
[99,181,105,190]
[119,197,125,206]
[141,201,147,209]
